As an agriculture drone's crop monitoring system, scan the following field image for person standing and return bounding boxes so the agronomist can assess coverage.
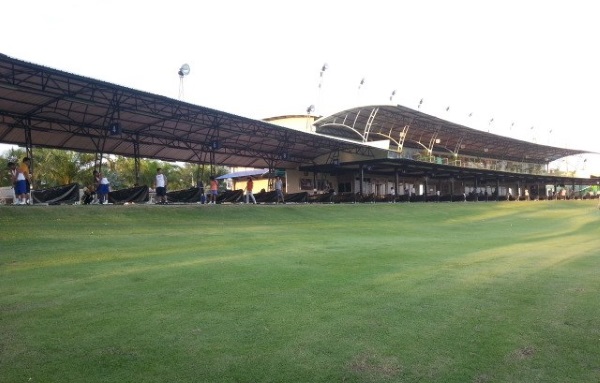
[15,157,32,205]
[197,179,205,204]
[245,176,257,204]
[275,176,285,204]
[155,168,168,204]
[23,157,32,204]
[209,176,218,204]
[7,161,17,182]
[93,170,101,204]
[97,171,110,204]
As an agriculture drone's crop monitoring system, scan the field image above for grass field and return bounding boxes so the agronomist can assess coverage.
[1,201,599,383]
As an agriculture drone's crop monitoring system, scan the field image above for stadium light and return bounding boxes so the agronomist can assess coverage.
[316,63,328,114]
[318,63,328,88]
[178,63,190,100]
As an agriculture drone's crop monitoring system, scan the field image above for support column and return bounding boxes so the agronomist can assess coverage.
[496,178,501,201]
[95,152,104,172]
[394,168,399,199]
[359,165,364,197]
[22,123,35,189]
[266,159,275,191]
[209,150,216,176]
[133,136,141,186]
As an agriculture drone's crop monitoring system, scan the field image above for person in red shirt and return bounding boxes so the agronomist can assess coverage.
[245,177,256,204]
[209,176,218,204]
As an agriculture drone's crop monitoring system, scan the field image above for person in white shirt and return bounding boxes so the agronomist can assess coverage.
[155,168,168,204]
[15,157,32,205]
[98,172,110,204]
[275,176,285,204]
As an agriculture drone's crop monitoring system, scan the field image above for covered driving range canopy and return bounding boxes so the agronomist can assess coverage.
[0,53,374,170]
[314,105,588,164]
[1,53,597,192]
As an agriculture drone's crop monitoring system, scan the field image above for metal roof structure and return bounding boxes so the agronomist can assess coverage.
[0,53,374,169]
[0,53,595,192]
[314,105,589,164]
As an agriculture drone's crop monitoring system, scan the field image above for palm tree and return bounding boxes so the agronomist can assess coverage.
[32,149,95,188]
[1,146,231,192]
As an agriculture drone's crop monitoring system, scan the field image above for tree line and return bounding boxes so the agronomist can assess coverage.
[1,147,228,191]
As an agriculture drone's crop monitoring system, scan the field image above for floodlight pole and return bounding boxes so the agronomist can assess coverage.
[357,77,365,105]
[316,63,328,114]
[178,64,190,100]
[178,75,184,100]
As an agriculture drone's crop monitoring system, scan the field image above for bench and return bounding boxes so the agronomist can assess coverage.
[0,186,15,204]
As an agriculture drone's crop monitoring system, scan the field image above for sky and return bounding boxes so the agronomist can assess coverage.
[2,0,599,175]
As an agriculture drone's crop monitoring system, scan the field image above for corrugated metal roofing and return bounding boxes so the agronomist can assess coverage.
[314,105,591,164]
[1,52,594,181]
[0,53,374,168]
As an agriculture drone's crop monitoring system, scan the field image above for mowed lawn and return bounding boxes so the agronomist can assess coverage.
[1,201,599,383]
